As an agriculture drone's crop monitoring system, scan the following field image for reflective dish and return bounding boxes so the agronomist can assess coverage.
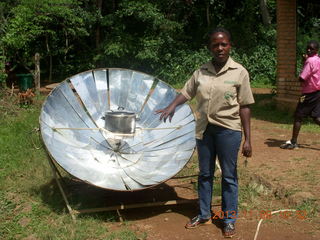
[40,68,196,191]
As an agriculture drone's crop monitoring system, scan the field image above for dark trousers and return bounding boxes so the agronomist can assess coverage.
[196,124,241,223]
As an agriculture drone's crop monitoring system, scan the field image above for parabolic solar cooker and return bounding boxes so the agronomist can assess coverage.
[40,68,196,191]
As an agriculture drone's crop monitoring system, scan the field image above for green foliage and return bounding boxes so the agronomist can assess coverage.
[98,0,186,75]
[2,0,91,78]
[232,44,276,86]
[297,2,320,73]
[96,0,279,86]
[230,25,277,87]
[223,0,262,48]
[156,48,211,87]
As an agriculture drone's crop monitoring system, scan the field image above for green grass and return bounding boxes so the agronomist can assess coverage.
[296,199,319,219]
[0,94,144,240]
[251,83,275,89]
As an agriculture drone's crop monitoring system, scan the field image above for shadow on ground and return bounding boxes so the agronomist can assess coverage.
[265,138,320,151]
[36,176,199,221]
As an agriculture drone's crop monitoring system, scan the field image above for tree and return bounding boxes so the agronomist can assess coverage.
[260,0,271,25]
[97,0,186,72]
[0,1,20,86]
[2,0,90,82]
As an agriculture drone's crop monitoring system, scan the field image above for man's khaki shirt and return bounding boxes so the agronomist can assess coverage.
[181,57,255,139]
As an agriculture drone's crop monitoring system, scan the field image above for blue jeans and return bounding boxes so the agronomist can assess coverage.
[196,124,241,224]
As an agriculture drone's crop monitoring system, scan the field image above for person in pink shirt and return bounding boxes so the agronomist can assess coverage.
[281,40,320,149]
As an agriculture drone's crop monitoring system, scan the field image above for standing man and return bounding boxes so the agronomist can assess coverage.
[156,28,254,238]
[281,40,320,149]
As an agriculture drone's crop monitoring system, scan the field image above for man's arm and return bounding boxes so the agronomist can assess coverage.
[239,105,252,157]
[299,55,311,82]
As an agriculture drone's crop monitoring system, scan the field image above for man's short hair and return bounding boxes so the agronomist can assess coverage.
[307,40,319,50]
[208,27,232,42]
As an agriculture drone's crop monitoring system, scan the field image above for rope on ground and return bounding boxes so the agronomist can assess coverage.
[253,209,296,240]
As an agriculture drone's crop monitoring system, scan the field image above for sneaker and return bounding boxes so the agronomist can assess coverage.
[223,222,236,238]
[280,140,298,149]
[185,215,211,229]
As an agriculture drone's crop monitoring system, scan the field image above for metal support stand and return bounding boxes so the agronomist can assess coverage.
[47,157,77,221]
[47,157,198,221]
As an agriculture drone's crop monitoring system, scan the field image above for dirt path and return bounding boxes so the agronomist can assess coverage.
[108,117,320,240]
[249,119,320,205]
[122,208,317,240]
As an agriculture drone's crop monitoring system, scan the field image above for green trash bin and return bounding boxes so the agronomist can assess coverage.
[17,74,33,91]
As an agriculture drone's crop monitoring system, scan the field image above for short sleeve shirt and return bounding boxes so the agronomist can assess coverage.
[181,57,255,139]
[299,54,320,94]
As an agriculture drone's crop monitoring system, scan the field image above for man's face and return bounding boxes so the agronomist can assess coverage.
[306,44,318,57]
[209,32,231,63]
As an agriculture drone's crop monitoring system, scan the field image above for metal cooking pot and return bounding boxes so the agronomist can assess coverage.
[104,110,137,134]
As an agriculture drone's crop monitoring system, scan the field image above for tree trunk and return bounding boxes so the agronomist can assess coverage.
[260,0,271,25]
[34,53,40,94]
[64,30,68,61]
[206,1,210,27]
[49,55,52,83]
[112,0,116,11]
[46,35,52,83]
[95,0,103,49]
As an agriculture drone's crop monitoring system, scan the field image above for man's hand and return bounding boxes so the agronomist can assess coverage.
[155,94,188,122]
[242,140,252,157]
[155,105,176,122]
